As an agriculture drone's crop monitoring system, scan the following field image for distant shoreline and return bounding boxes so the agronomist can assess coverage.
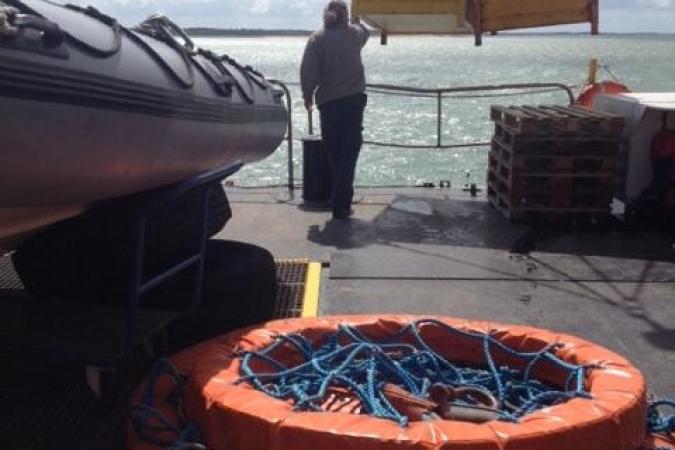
[186,28,311,37]
[185,28,673,38]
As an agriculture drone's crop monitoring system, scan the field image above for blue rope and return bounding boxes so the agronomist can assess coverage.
[239,320,593,426]
[129,325,674,448]
[130,358,205,449]
[648,399,675,435]
[648,399,675,450]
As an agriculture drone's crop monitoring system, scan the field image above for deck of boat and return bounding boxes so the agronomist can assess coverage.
[219,186,675,396]
[0,185,673,449]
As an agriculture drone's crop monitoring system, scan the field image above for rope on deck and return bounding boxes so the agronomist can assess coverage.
[130,322,674,448]
[238,319,594,426]
[130,359,205,450]
[648,398,675,438]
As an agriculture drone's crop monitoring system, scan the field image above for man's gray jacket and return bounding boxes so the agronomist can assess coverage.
[300,23,369,107]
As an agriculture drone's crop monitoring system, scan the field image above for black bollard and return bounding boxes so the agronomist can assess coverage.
[302,135,333,209]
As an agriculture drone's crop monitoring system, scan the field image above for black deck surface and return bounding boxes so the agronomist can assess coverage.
[221,187,675,398]
[0,254,310,450]
[328,197,675,282]
[1,187,673,448]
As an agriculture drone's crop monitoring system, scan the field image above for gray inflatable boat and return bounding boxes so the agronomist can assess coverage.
[0,0,287,249]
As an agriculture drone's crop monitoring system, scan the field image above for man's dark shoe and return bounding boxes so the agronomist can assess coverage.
[332,208,354,220]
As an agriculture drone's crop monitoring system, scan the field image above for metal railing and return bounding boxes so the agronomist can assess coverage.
[269,79,295,194]
[359,82,574,150]
[266,81,576,193]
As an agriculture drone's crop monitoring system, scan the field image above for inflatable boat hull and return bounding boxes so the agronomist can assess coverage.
[0,0,287,249]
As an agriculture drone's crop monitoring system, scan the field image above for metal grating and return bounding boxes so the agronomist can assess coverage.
[0,253,22,290]
[0,350,146,450]
[0,254,315,449]
[273,259,310,319]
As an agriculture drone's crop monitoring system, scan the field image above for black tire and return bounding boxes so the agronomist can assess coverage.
[12,184,232,305]
[166,239,278,352]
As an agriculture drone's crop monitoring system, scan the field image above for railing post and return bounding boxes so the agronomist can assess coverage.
[437,91,443,148]
[308,108,314,135]
[269,80,294,194]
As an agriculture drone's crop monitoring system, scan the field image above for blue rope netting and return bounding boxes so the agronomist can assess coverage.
[648,399,675,436]
[238,319,594,426]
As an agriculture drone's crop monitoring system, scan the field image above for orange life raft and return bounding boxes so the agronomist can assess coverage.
[128,315,671,450]
[576,80,631,108]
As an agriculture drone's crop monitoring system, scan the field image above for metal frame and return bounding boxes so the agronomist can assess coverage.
[363,82,574,149]
[123,162,243,354]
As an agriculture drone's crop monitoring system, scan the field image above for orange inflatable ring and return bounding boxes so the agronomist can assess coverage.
[577,80,631,108]
[128,315,652,450]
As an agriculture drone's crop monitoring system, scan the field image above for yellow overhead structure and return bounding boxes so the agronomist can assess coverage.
[351,0,600,46]
[352,0,471,44]
[468,0,599,45]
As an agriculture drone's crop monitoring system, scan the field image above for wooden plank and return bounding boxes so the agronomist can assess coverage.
[542,105,590,120]
[482,0,593,31]
[553,106,624,135]
[531,106,583,133]
[568,105,625,134]
[492,131,620,157]
[491,105,541,134]
[547,107,603,134]
[490,146,616,182]
[493,104,625,137]
[353,0,465,16]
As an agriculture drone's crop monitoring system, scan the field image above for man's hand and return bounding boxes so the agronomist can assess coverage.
[304,99,314,111]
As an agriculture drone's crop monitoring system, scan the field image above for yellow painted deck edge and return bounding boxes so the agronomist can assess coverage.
[301,262,322,318]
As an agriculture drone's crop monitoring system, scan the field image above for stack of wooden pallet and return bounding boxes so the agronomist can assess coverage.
[488,105,624,222]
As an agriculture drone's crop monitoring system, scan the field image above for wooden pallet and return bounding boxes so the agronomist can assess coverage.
[488,104,621,222]
[490,147,617,176]
[493,127,621,156]
[488,170,612,208]
[488,149,615,202]
[491,105,625,137]
[488,151,614,223]
[488,163,615,193]
[487,184,611,222]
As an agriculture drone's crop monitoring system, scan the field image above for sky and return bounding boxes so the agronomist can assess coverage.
[79,0,675,33]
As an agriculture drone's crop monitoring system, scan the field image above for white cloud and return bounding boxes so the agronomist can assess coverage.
[249,0,272,14]
[637,0,672,7]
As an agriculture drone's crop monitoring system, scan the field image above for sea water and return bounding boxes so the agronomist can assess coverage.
[196,34,675,187]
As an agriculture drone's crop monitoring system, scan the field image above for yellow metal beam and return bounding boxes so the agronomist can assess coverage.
[352,0,598,46]
[481,0,592,31]
[353,0,465,16]
[353,0,468,38]
[301,262,322,318]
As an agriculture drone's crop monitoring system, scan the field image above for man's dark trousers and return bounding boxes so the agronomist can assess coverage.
[319,93,367,215]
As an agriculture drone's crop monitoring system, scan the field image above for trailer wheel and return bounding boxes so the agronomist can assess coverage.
[165,239,278,352]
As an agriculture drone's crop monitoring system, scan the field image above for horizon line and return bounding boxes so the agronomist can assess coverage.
[185,27,675,37]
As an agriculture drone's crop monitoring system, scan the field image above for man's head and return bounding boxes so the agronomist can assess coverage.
[323,0,349,29]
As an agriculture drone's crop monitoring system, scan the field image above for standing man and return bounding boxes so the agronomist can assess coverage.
[301,0,369,220]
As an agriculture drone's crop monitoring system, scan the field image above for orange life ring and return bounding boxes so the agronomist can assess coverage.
[576,80,631,108]
[128,315,651,450]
